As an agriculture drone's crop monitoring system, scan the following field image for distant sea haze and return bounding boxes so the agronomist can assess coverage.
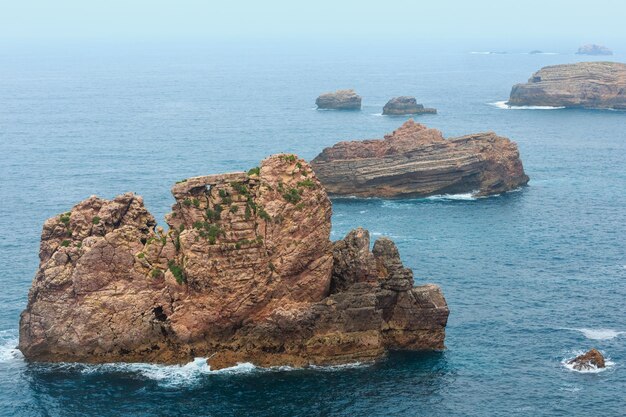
[0,42,624,416]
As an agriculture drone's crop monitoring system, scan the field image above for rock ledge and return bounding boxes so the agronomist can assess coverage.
[311,120,528,198]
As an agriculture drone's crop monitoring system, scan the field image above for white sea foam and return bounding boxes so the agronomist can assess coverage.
[490,101,565,110]
[562,351,614,374]
[470,51,491,55]
[573,328,624,340]
[425,192,478,201]
[0,330,22,363]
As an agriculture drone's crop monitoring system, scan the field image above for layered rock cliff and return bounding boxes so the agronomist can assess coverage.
[507,62,626,109]
[316,89,362,110]
[310,120,528,198]
[19,155,448,369]
[383,97,436,115]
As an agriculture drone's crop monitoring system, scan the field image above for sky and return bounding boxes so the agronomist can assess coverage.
[1,0,625,45]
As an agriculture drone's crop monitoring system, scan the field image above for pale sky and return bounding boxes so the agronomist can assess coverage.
[1,0,625,43]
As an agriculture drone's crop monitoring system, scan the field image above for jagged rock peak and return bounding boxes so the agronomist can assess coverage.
[19,154,448,369]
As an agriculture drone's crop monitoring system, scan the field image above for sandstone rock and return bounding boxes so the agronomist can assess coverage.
[382,97,436,115]
[310,120,529,198]
[507,62,626,109]
[576,44,613,56]
[316,89,362,110]
[19,155,448,369]
[568,348,606,371]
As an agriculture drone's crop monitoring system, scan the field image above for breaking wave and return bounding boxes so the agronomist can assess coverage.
[490,101,565,110]
[24,355,369,388]
[424,193,478,201]
[0,329,22,363]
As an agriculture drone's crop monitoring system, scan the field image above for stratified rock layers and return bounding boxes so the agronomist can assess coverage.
[311,120,528,198]
[19,155,448,369]
[508,62,626,109]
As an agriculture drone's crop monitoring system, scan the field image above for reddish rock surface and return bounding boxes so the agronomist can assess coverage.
[19,155,448,369]
[568,348,606,371]
[310,120,529,198]
[507,62,626,109]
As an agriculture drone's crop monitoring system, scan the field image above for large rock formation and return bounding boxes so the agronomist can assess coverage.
[310,120,528,198]
[568,349,606,371]
[316,89,362,110]
[576,44,613,56]
[507,62,626,109]
[383,97,437,116]
[19,155,448,369]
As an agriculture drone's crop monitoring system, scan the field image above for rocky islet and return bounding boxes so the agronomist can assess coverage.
[311,119,529,198]
[507,62,626,109]
[19,155,449,369]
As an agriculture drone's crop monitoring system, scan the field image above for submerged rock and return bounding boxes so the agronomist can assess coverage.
[316,89,362,110]
[507,62,626,109]
[19,155,448,369]
[568,349,606,371]
[576,44,613,56]
[382,97,437,115]
[310,120,528,198]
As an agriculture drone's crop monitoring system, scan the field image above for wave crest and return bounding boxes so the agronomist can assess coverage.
[490,101,565,110]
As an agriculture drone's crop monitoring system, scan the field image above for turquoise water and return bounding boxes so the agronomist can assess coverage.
[1,41,625,416]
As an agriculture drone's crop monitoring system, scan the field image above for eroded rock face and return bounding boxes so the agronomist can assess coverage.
[19,155,448,369]
[507,62,626,109]
[316,89,362,110]
[310,120,529,198]
[568,349,606,371]
[383,97,437,115]
[576,44,613,56]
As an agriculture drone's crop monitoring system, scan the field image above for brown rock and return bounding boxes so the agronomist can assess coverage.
[19,155,449,369]
[383,97,437,115]
[568,348,606,371]
[316,89,362,110]
[507,62,626,109]
[310,119,529,198]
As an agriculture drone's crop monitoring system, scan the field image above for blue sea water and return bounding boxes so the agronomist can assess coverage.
[0,41,625,416]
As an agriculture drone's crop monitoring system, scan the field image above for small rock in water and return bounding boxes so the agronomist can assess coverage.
[315,89,361,110]
[382,96,436,115]
[568,348,606,371]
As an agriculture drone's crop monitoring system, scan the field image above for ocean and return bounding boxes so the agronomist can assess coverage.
[0,40,624,416]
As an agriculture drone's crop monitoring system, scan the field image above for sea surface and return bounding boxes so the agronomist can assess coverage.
[0,41,625,416]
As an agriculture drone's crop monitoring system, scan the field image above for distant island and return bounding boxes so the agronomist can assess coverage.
[576,44,613,56]
[310,119,528,198]
[507,62,626,109]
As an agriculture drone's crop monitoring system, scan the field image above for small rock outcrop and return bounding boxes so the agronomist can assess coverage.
[576,44,613,56]
[19,155,448,369]
[310,120,529,198]
[382,97,437,115]
[316,89,362,110]
[507,62,626,109]
[568,349,606,371]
